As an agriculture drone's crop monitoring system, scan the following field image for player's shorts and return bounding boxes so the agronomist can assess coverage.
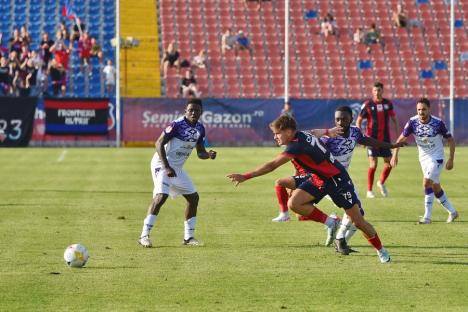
[151,165,196,198]
[298,172,359,210]
[367,147,392,158]
[292,175,311,188]
[420,158,444,184]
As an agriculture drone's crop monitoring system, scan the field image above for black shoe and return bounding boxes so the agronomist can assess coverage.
[334,238,350,255]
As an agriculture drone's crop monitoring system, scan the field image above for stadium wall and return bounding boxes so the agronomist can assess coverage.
[122,98,468,146]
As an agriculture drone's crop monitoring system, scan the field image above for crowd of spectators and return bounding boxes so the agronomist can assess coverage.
[0,18,114,98]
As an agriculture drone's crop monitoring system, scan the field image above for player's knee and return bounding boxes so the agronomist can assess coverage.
[287,197,298,212]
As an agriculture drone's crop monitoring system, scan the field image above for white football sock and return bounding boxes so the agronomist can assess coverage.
[324,213,337,228]
[424,193,434,219]
[184,216,197,240]
[336,214,352,239]
[141,214,157,238]
[344,225,357,243]
[436,192,456,213]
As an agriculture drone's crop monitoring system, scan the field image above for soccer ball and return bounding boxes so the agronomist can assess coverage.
[63,244,89,268]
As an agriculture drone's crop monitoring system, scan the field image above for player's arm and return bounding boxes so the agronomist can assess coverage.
[359,135,407,149]
[390,134,407,168]
[356,115,363,129]
[227,154,292,186]
[390,114,400,140]
[155,132,176,177]
[196,141,216,160]
[446,136,455,170]
[308,127,344,138]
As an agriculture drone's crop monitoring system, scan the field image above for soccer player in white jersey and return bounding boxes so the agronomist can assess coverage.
[138,98,217,248]
[391,98,458,224]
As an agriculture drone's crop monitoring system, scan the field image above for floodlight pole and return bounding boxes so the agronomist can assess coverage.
[284,0,289,103]
[115,0,121,147]
[449,0,454,135]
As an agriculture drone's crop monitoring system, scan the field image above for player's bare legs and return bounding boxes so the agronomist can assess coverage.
[345,204,391,262]
[272,176,296,222]
[139,193,169,247]
[288,189,340,239]
[367,156,378,198]
[182,192,201,245]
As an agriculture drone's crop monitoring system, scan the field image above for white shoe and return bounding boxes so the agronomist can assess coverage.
[366,191,375,198]
[183,237,201,246]
[376,181,388,197]
[377,247,391,263]
[138,236,152,248]
[325,214,340,246]
[272,213,290,222]
[447,211,459,223]
[418,216,432,224]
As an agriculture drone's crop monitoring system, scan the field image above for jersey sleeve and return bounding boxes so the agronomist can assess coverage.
[438,121,452,139]
[354,127,365,143]
[359,102,369,118]
[197,124,206,144]
[163,121,178,140]
[402,120,413,137]
[282,141,302,158]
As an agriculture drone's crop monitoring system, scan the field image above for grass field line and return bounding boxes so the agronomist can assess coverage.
[56,149,67,162]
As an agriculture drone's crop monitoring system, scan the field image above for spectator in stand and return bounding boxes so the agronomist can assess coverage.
[102,59,116,95]
[364,23,383,54]
[180,70,201,98]
[236,30,253,58]
[16,58,36,97]
[50,41,71,70]
[8,51,20,95]
[392,4,407,28]
[19,25,32,47]
[320,13,337,37]
[353,27,364,44]
[192,49,207,70]
[9,29,23,54]
[70,18,85,42]
[90,37,103,64]
[221,28,238,55]
[58,22,70,42]
[161,41,181,79]
[78,32,92,75]
[19,45,30,64]
[40,32,54,66]
[48,59,66,97]
[0,33,9,58]
[0,56,12,95]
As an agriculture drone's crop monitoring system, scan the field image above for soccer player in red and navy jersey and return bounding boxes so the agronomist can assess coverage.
[227,114,391,263]
[356,82,400,198]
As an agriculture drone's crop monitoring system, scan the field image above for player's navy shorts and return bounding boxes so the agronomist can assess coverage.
[367,147,392,158]
[292,175,311,187]
[298,172,359,210]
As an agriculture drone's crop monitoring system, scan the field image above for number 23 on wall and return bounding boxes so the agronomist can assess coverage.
[0,119,23,140]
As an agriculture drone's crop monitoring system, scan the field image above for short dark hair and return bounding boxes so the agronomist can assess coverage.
[335,106,353,116]
[270,114,297,131]
[374,81,384,89]
[187,98,202,108]
[417,97,430,107]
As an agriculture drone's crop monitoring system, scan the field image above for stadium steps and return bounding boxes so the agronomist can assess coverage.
[120,0,161,97]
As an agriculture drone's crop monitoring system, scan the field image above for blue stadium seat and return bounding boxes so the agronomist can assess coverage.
[433,60,447,70]
[420,70,434,79]
[358,60,372,70]
[455,20,464,28]
[305,10,317,20]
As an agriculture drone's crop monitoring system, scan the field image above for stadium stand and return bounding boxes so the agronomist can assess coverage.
[157,0,468,99]
[0,0,115,97]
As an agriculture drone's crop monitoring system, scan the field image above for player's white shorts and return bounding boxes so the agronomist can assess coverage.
[420,158,443,184]
[151,164,196,198]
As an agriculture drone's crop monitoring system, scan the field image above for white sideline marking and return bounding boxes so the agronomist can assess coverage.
[57,150,68,162]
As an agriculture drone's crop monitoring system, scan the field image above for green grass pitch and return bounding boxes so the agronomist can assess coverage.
[0,147,467,311]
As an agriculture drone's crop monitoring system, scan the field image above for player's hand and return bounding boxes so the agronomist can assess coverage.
[208,150,217,159]
[165,166,176,177]
[390,156,398,168]
[392,141,407,148]
[226,173,247,186]
[327,127,344,137]
[446,158,454,170]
